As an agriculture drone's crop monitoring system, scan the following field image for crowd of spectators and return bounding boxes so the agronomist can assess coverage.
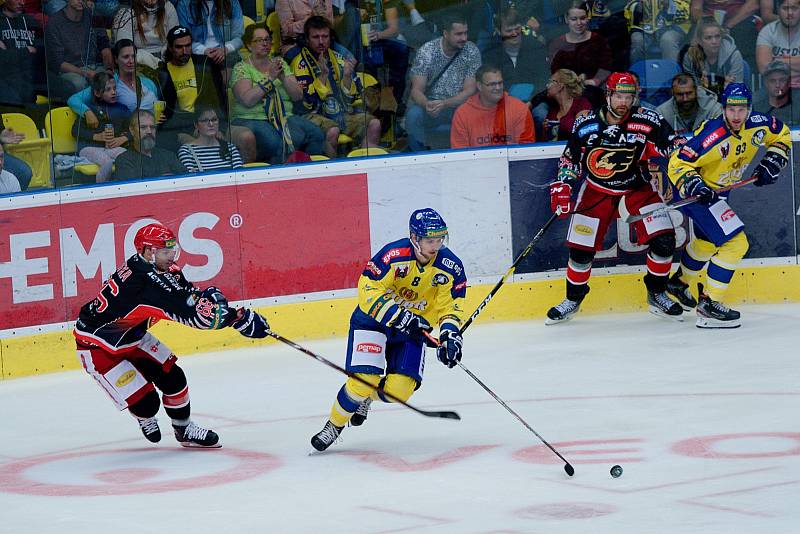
[1,0,800,194]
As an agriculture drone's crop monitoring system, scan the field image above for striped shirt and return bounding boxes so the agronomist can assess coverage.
[177,143,244,172]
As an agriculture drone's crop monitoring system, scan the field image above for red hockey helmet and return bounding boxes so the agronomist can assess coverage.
[605,72,639,96]
[134,223,179,255]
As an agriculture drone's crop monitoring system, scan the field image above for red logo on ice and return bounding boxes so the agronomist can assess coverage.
[357,343,383,354]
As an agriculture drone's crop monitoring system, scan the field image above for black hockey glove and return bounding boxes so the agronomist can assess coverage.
[232,308,270,338]
[753,152,786,187]
[436,328,463,369]
[196,286,235,329]
[682,175,716,206]
[393,309,432,338]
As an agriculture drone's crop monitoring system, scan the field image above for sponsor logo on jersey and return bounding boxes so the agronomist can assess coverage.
[382,247,410,264]
[680,145,699,160]
[720,208,737,222]
[627,122,652,134]
[587,133,599,144]
[574,224,594,236]
[440,257,463,275]
[356,342,383,354]
[701,128,725,149]
[365,261,382,277]
[626,133,646,143]
[399,287,418,301]
[752,129,765,147]
[394,265,409,278]
[718,141,730,160]
[750,114,766,124]
[195,297,215,318]
[586,147,636,179]
[578,123,599,137]
[115,370,137,387]
[432,273,449,286]
[453,280,467,292]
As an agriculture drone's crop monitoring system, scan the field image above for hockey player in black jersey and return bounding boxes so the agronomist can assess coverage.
[73,223,269,447]
[546,72,685,324]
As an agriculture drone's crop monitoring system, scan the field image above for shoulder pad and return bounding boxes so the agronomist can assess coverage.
[632,107,661,123]
[433,248,466,278]
[376,238,414,266]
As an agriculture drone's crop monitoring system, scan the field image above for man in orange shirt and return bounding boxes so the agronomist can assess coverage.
[450,64,535,149]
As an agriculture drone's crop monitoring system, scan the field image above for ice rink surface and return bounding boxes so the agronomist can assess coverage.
[2,304,799,534]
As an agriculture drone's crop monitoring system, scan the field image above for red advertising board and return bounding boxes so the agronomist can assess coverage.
[0,174,370,330]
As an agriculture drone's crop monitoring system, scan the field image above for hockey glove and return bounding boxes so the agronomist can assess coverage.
[550,181,572,218]
[753,152,786,187]
[232,308,270,338]
[436,328,463,369]
[393,309,432,338]
[195,286,235,329]
[682,175,716,206]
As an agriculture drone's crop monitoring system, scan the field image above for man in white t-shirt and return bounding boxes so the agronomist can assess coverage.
[0,143,22,194]
[756,0,800,87]
[406,13,481,151]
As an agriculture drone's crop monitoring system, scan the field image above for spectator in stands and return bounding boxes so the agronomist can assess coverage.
[112,0,180,73]
[72,72,130,182]
[276,0,333,54]
[450,64,535,148]
[178,105,244,171]
[752,60,800,124]
[760,0,780,23]
[481,8,549,104]
[233,22,324,162]
[683,16,745,97]
[626,0,691,64]
[548,1,613,105]
[690,0,759,67]
[156,25,245,153]
[0,0,44,108]
[290,16,379,158]
[113,109,186,180]
[756,0,800,87]
[406,13,480,151]
[176,0,244,81]
[69,40,159,128]
[0,143,21,194]
[539,68,592,141]
[45,0,115,97]
[0,120,33,190]
[584,0,631,72]
[655,72,722,135]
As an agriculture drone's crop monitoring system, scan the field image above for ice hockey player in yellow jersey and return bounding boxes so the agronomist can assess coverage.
[311,208,467,451]
[667,83,790,328]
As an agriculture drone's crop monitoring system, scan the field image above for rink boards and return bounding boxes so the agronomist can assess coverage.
[1,143,799,378]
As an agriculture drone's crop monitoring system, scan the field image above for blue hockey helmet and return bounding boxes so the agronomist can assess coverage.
[720,83,752,107]
[409,208,448,240]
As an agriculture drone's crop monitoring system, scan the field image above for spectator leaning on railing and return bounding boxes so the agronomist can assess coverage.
[450,64,535,149]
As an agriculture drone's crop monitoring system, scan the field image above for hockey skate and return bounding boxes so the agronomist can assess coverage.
[173,421,221,448]
[545,298,582,325]
[666,272,698,311]
[349,398,372,427]
[311,420,343,452]
[647,290,684,321]
[137,416,161,443]
[696,284,740,329]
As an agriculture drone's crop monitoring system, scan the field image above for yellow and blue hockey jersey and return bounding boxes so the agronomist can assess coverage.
[358,238,467,332]
[668,113,791,192]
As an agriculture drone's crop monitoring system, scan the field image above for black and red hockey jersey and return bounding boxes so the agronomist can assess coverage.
[74,254,221,353]
[559,106,681,193]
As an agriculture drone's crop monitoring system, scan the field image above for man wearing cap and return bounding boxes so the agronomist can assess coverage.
[545,72,686,324]
[667,83,790,328]
[752,60,799,125]
[157,25,255,156]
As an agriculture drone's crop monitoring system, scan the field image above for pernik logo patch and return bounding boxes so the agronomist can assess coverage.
[164,238,177,248]
[427,228,448,237]
[725,96,749,106]
[613,82,637,93]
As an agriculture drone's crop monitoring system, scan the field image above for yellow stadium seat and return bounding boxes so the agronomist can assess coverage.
[243,162,270,167]
[338,134,353,144]
[243,15,255,29]
[309,154,329,161]
[2,112,53,189]
[266,12,281,55]
[347,147,388,158]
[256,1,266,22]
[44,107,100,177]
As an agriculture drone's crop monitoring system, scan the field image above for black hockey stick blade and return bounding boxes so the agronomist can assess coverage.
[266,331,460,421]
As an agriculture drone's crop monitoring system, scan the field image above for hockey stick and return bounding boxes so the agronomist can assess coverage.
[266,331,460,421]
[624,176,758,224]
[424,210,576,476]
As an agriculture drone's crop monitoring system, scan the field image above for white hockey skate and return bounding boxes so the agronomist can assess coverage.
[545,298,581,325]
[696,284,741,329]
